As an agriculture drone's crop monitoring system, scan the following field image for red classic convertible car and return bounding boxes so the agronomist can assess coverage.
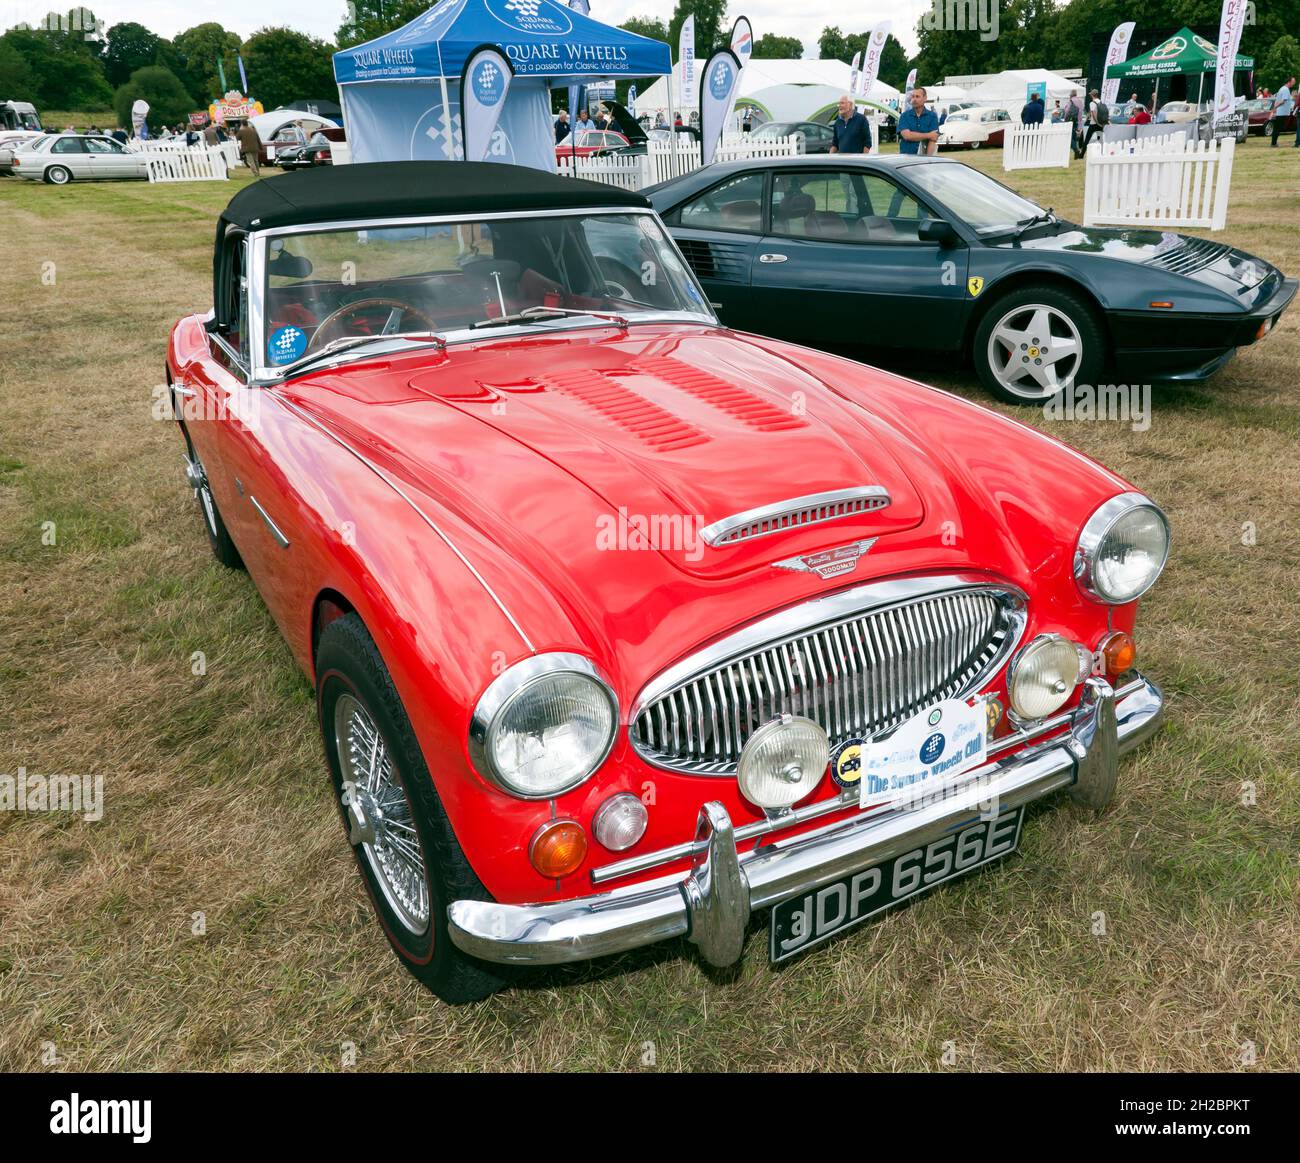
[168,162,1169,1002]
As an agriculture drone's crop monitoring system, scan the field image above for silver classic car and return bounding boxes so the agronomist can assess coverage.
[13,134,149,184]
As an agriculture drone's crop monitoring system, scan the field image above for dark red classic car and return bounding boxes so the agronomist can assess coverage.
[168,162,1168,1002]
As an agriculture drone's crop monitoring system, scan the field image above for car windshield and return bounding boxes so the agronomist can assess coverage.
[262,212,711,370]
[905,161,1044,235]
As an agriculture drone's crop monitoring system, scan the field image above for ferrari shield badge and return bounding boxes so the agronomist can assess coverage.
[967,276,984,297]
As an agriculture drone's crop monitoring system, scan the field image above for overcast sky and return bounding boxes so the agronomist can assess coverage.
[2,1,933,56]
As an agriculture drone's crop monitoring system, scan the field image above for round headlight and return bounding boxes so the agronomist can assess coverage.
[1008,634,1087,720]
[469,654,617,799]
[1076,493,1170,604]
[737,715,829,810]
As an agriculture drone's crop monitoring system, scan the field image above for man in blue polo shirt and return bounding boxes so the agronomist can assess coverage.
[897,85,939,154]
[829,94,871,153]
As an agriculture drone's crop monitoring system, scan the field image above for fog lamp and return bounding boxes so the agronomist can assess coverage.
[1008,634,1087,720]
[592,792,648,852]
[736,714,829,810]
[529,819,587,878]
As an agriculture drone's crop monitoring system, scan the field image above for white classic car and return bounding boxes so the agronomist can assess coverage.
[12,133,150,184]
[937,107,1012,150]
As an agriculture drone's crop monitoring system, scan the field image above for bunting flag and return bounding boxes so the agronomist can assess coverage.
[237,54,249,94]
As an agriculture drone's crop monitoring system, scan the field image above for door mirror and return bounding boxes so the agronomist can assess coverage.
[918,218,958,247]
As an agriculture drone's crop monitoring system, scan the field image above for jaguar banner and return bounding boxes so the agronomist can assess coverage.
[461,44,515,162]
[1214,0,1248,130]
[700,48,743,167]
[1100,22,1136,105]
[860,21,890,98]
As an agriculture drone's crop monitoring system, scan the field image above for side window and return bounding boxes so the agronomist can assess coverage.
[858,175,930,240]
[52,138,84,154]
[235,239,249,365]
[83,138,112,153]
[678,171,764,232]
[770,172,859,240]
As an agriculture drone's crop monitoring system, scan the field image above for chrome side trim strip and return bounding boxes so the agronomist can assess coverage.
[249,496,289,549]
[269,391,535,652]
[700,485,891,547]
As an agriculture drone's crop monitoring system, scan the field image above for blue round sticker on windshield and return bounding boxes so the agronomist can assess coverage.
[267,325,308,365]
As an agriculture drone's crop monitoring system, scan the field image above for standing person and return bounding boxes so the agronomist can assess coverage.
[1062,88,1082,154]
[829,94,871,153]
[1076,89,1107,157]
[1128,104,1151,125]
[574,108,592,134]
[236,119,261,178]
[203,122,219,146]
[896,85,939,155]
[553,108,569,142]
[742,107,753,133]
[1270,77,1293,146]
[1020,92,1045,125]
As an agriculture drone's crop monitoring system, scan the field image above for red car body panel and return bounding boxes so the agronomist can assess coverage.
[168,317,1140,907]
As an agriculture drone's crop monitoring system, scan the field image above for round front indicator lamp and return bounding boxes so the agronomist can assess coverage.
[1009,634,1088,721]
[592,792,648,852]
[529,819,588,879]
[736,714,830,810]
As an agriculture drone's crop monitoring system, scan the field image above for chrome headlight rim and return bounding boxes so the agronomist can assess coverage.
[1006,632,1090,722]
[468,652,619,800]
[1075,491,1170,604]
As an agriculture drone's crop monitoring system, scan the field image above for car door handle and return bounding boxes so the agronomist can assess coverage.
[758,253,788,263]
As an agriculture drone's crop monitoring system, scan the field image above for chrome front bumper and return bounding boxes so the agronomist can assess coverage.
[448,675,1164,969]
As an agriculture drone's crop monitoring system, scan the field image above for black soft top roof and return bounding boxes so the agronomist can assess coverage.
[218,159,649,233]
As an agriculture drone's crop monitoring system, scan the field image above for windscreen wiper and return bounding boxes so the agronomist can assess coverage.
[275,331,446,377]
[1013,209,1057,239]
[470,306,629,330]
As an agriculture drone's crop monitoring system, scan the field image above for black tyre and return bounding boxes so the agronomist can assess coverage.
[180,425,243,569]
[972,284,1106,405]
[317,613,505,1004]
[45,165,72,185]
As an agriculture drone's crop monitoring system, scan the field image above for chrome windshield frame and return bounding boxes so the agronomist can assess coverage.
[246,205,717,384]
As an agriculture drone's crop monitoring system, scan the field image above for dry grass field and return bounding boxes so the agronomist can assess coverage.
[0,143,1297,1072]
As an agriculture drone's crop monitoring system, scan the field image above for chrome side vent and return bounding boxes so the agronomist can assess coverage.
[701,486,890,548]
[630,580,1025,775]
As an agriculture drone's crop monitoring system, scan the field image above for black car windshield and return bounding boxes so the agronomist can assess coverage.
[905,161,1045,235]
[262,212,710,369]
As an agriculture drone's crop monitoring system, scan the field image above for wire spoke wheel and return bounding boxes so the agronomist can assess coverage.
[334,692,430,936]
[986,302,1083,400]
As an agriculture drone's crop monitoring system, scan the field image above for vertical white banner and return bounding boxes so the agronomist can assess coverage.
[730,16,753,66]
[679,15,696,106]
[700,48,743,166]
[461,45,514,163]
[860,22,891,98]
[904,66,917,102]
[628,84,637,117]
[567,0,589,13]
[1214,0,1248,128]
[1100,21,1135,105]
[849,51,862,98]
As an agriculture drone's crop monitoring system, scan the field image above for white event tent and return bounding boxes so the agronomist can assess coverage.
[962,69,1080,105]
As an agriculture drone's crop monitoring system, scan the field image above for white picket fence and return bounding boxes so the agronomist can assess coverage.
[144,144,232,183]
[1083,133,1235,231]
[1003,123,1072,171]
[558,135,800,190]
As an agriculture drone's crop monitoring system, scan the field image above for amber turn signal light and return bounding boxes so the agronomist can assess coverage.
[529,819,587,878]
[1099,631,1136,678]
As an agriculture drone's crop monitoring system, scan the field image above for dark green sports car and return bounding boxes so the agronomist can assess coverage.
[645,155,1296,404]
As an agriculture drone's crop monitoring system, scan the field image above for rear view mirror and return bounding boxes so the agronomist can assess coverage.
[918,218,958,247]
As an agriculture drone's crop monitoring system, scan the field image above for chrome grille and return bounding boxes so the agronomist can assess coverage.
[631,585,1022,774]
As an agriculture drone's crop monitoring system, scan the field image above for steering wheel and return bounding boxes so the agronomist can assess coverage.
[308,298,439,352]
[597,256,675,308]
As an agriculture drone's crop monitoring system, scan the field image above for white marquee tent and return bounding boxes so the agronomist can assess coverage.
[636,58,901,117]
[962,69,1080,105]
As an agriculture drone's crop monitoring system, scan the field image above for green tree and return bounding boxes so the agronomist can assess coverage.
[620,15,669,44]
[173,23,242,105]
[0,39,35,96]
[102,21,161,88]
[818,26,848,62]
[336,0,429,49]
[113,64,192,129]
[1,26,113,108]
[1261,35,1300,90]
[752,33,802,59]
[668,0,728,61]
[240,27,336,110]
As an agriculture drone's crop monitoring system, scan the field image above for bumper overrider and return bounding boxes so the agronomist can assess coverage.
[449,674,1163,968]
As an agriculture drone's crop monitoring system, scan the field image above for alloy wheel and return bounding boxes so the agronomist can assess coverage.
[986,302,1083,400]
